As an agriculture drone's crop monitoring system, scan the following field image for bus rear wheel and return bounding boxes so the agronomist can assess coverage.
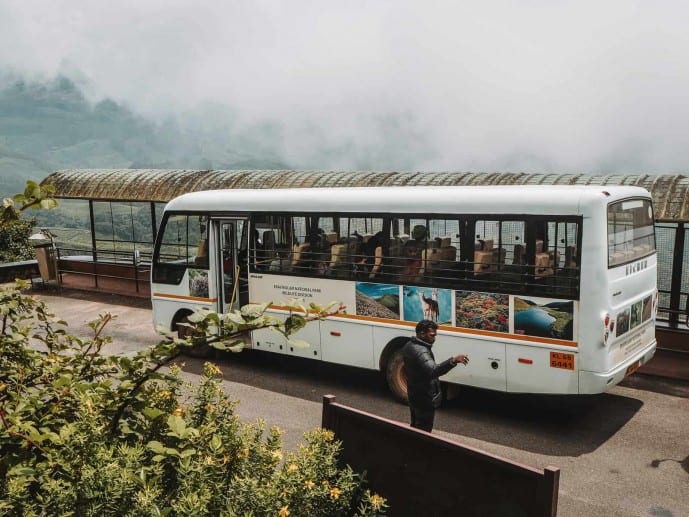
[385,348,409,403]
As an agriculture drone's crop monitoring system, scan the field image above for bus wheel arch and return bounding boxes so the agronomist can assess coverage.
[172,309,194,337]
[172,309,215,358]
[380,337,409,404]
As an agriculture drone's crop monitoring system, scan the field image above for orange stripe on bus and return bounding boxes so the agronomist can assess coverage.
[153,292,217,303]
[266,304,578,348]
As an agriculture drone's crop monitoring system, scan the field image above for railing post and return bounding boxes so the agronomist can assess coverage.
[322,394,336,430]
[669,222,685,328]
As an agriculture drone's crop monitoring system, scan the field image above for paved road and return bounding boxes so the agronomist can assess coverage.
[32,288,689,517]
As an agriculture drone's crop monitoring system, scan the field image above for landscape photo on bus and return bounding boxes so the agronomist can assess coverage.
[150,184,658,399]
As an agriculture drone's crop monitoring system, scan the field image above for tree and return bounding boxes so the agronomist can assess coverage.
[0,180,58,263]
[0,282,386,515]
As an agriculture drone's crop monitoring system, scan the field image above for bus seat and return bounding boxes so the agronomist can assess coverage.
[429,245,457,279]
[476,239,493,251]
[195,239,209,267]
[325,232,338,244]
[534,252,553,279]
[399,233,410,244]
[196,239,207,257]
[439,236,452,248]
[440,245,457,262]
[420,247,440,274]
[474,250,494,275]
[291,242,311,267]
[328,243,354,277]
[536,239,544,253]
[492,247,506,265]
[329,243,348,268]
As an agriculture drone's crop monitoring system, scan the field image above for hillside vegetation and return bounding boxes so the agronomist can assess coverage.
[0,75,289,199]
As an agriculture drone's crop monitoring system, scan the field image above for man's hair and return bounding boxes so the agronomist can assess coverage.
[415,319,438,334]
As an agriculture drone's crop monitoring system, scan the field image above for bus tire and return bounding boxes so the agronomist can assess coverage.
[176,314,215,359]
[385,348,409,404]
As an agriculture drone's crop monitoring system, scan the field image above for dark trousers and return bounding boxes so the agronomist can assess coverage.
[409,403,435,432]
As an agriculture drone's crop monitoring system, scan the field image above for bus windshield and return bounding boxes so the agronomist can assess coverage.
[607,198,655,267]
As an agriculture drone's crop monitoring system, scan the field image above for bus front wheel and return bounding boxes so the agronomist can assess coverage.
[385,348,409,404]
[176,314,214,358]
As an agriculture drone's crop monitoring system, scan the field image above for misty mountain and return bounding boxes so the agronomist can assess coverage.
[0,75,290,198]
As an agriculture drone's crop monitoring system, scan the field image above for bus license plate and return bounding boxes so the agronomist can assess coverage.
[550,352,575,370]
[625,360,641,377]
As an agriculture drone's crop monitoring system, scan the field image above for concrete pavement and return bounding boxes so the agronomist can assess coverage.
[26,287,689,517]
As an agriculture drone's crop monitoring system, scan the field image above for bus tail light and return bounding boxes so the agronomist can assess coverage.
[654,291,659,315]
[603,313,611,345]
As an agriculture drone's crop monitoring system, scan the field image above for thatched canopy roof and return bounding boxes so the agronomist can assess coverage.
[41,169,689,221]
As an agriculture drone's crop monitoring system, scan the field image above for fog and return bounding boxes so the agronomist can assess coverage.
[2,0,689,172]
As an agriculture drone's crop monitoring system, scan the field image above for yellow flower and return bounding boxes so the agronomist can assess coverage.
[322,430,335,441]
[304,480,315,490]
[279,506,290,517]
[159,390,171,399]
[205,403,215,412]
[329,487,342,500]
[205,456,215,465]
[204,362,222,377]
[272,450,283,461]
[172,407,183,416]
[287,463,298,473]
[370,494,385,510]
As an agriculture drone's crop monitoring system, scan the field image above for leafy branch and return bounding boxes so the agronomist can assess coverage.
[1,180,57,226]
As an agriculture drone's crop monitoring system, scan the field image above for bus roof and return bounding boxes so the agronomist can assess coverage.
[165,184,651,216]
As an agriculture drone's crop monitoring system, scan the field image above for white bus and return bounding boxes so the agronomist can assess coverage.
[150,185,657,398]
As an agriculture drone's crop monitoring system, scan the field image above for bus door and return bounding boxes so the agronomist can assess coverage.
[216,219,248,313]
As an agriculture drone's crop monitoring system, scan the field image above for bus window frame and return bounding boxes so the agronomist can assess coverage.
[242,211,582,300]
[152,211,210,285]
[607,198,656,269]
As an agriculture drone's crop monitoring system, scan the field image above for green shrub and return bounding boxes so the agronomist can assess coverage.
[0,216,36,262]
[1,180,58,263]
[0,282,387,516]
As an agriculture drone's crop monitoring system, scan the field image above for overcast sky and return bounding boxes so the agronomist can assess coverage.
[1,0,689,173]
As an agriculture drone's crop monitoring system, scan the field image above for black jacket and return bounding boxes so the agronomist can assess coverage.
[402,336,456,408]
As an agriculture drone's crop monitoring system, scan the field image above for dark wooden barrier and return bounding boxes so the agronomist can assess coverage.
[0,260,39,283]
[58,257,150,295]
[322,395,559,517]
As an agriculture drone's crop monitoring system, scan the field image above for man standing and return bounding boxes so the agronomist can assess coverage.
[402,319,469,432]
